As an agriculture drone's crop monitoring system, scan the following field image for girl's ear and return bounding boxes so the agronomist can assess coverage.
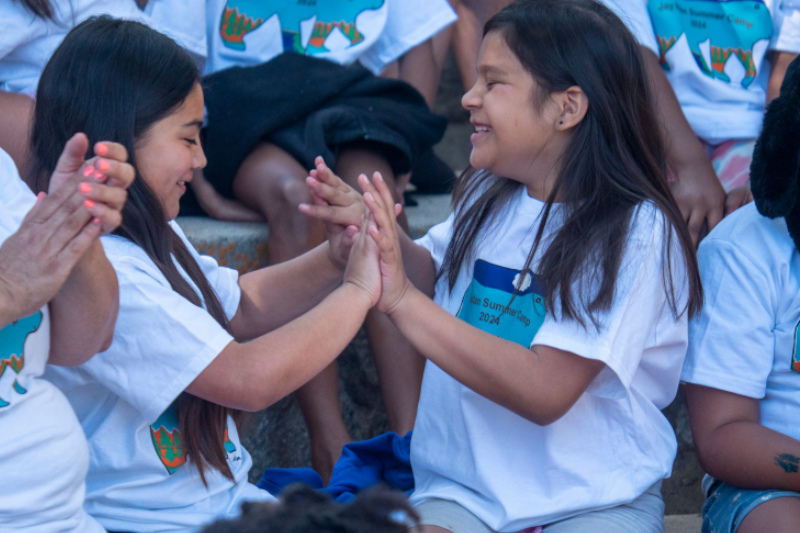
[553,86,589,130]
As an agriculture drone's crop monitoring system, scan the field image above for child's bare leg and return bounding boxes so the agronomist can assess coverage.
[738,497,800,533]
[336,143,424,434]
[232,142,350,483]
[365,312,424,433]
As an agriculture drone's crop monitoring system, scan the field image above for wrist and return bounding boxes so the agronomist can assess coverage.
[325,241,347,273]
[341,279,375,309]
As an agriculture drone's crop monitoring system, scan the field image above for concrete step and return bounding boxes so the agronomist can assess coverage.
[665,514,702,533]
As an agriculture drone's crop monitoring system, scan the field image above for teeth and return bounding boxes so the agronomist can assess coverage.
[474,126,490,132]
[178,181,185,186]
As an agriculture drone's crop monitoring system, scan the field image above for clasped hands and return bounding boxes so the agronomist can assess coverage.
[299,156,411,315]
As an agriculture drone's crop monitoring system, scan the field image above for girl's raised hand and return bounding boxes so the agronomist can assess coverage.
[361,172,411,315]
[48,132,134,235]
[299,156,402,270]
[299,156,362,269]
[342,210,382,308]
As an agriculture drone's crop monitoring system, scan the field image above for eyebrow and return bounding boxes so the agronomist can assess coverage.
[477,64,509,77]
[182,120,203,129]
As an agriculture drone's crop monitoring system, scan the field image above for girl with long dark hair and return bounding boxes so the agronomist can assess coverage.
[34,16,381,532]
[310,0,703,530]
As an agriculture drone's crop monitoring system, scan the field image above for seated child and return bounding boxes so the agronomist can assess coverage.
[32,16,383,532]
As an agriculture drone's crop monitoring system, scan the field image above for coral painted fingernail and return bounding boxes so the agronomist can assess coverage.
[83,166,95,177]
[35,192,45,204]
[84,199,95,209]
[97,159,110,171]
[80,183,92,194]
[93,217,101,224]
[94,172,104,180]
[95,144,108,155]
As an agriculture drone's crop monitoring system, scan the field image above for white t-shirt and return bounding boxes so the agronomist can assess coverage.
[601,0,800,144]
[410,188,690,531]
[683,203,800,448]
[204,0,456,75]
[0,149,103,533]
[45,221,273,533]
[0,0,207,95]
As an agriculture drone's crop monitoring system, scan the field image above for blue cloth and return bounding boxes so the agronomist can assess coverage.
[258,431,413,503]
[702,480,800,533]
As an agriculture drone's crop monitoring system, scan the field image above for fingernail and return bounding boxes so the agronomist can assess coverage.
[93,217,101,224]
[80,183,92,194]
[35,192,46,204]
[84,199,95,209]
[94,172,104,180]
[97,159,110,171]
[95,144,108,155]
[83,166,95,177]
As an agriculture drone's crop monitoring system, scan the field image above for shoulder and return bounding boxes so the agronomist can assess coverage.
[699,203,793,274]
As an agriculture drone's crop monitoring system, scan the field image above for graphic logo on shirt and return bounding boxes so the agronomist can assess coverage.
[791,320,800,372]
[150,403,239,474]
[456,260,546,348]
[648,0,773,87]
[219,0,385,55]
[0,312,42,408]
[150,403,187,474]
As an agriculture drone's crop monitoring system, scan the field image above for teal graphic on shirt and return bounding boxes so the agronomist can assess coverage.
[0,312,42,408]
[456,260,546,348]
[792,319,800,372]
[150,402,239,475]
[648,0,773,87]
[219,0,385,55]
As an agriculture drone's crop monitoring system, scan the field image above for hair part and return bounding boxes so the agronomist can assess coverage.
[442,0,702,325]
[29,16,240,485]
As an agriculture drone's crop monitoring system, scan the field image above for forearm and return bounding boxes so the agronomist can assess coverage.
[189,282,373,411]
[234,242,343,338]
[767,51,798,103]
[48,241,119,365]
[642,48,708,174]
[696,420,800,492]
[388,285,601,424]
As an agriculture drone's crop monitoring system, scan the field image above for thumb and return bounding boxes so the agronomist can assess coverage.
[50,133,89,191]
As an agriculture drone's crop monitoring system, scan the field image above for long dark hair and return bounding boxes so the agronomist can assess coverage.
[442,0,701,325]
[29,16,240,485]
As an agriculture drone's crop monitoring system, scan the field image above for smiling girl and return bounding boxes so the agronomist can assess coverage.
[308,0,703,531]
[32,17,382,532]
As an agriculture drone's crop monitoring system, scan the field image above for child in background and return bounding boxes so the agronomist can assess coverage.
[599,0,800,242]
[681,56,800,533]
[307,0,702,530]
[34,17,382,532]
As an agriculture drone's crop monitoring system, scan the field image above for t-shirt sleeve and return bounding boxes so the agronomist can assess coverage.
[82,242,236,423]
[415,212,455,272]
[681,239,774,399]
[598,0,659,54]
[359,0,457,74]
[771,0,800,53]
[0,148,35,226]
[532,205,686,395]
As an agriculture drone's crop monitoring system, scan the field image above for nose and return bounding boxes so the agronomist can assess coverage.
[193,144,207,170]
[461,82,481,110]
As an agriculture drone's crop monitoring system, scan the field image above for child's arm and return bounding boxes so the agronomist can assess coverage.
[641,48,727,240]
[300,157,436,297]
[364,173,605,425]
[767,51,798,103]
[687,383,800,491]
[185,213,381,412]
